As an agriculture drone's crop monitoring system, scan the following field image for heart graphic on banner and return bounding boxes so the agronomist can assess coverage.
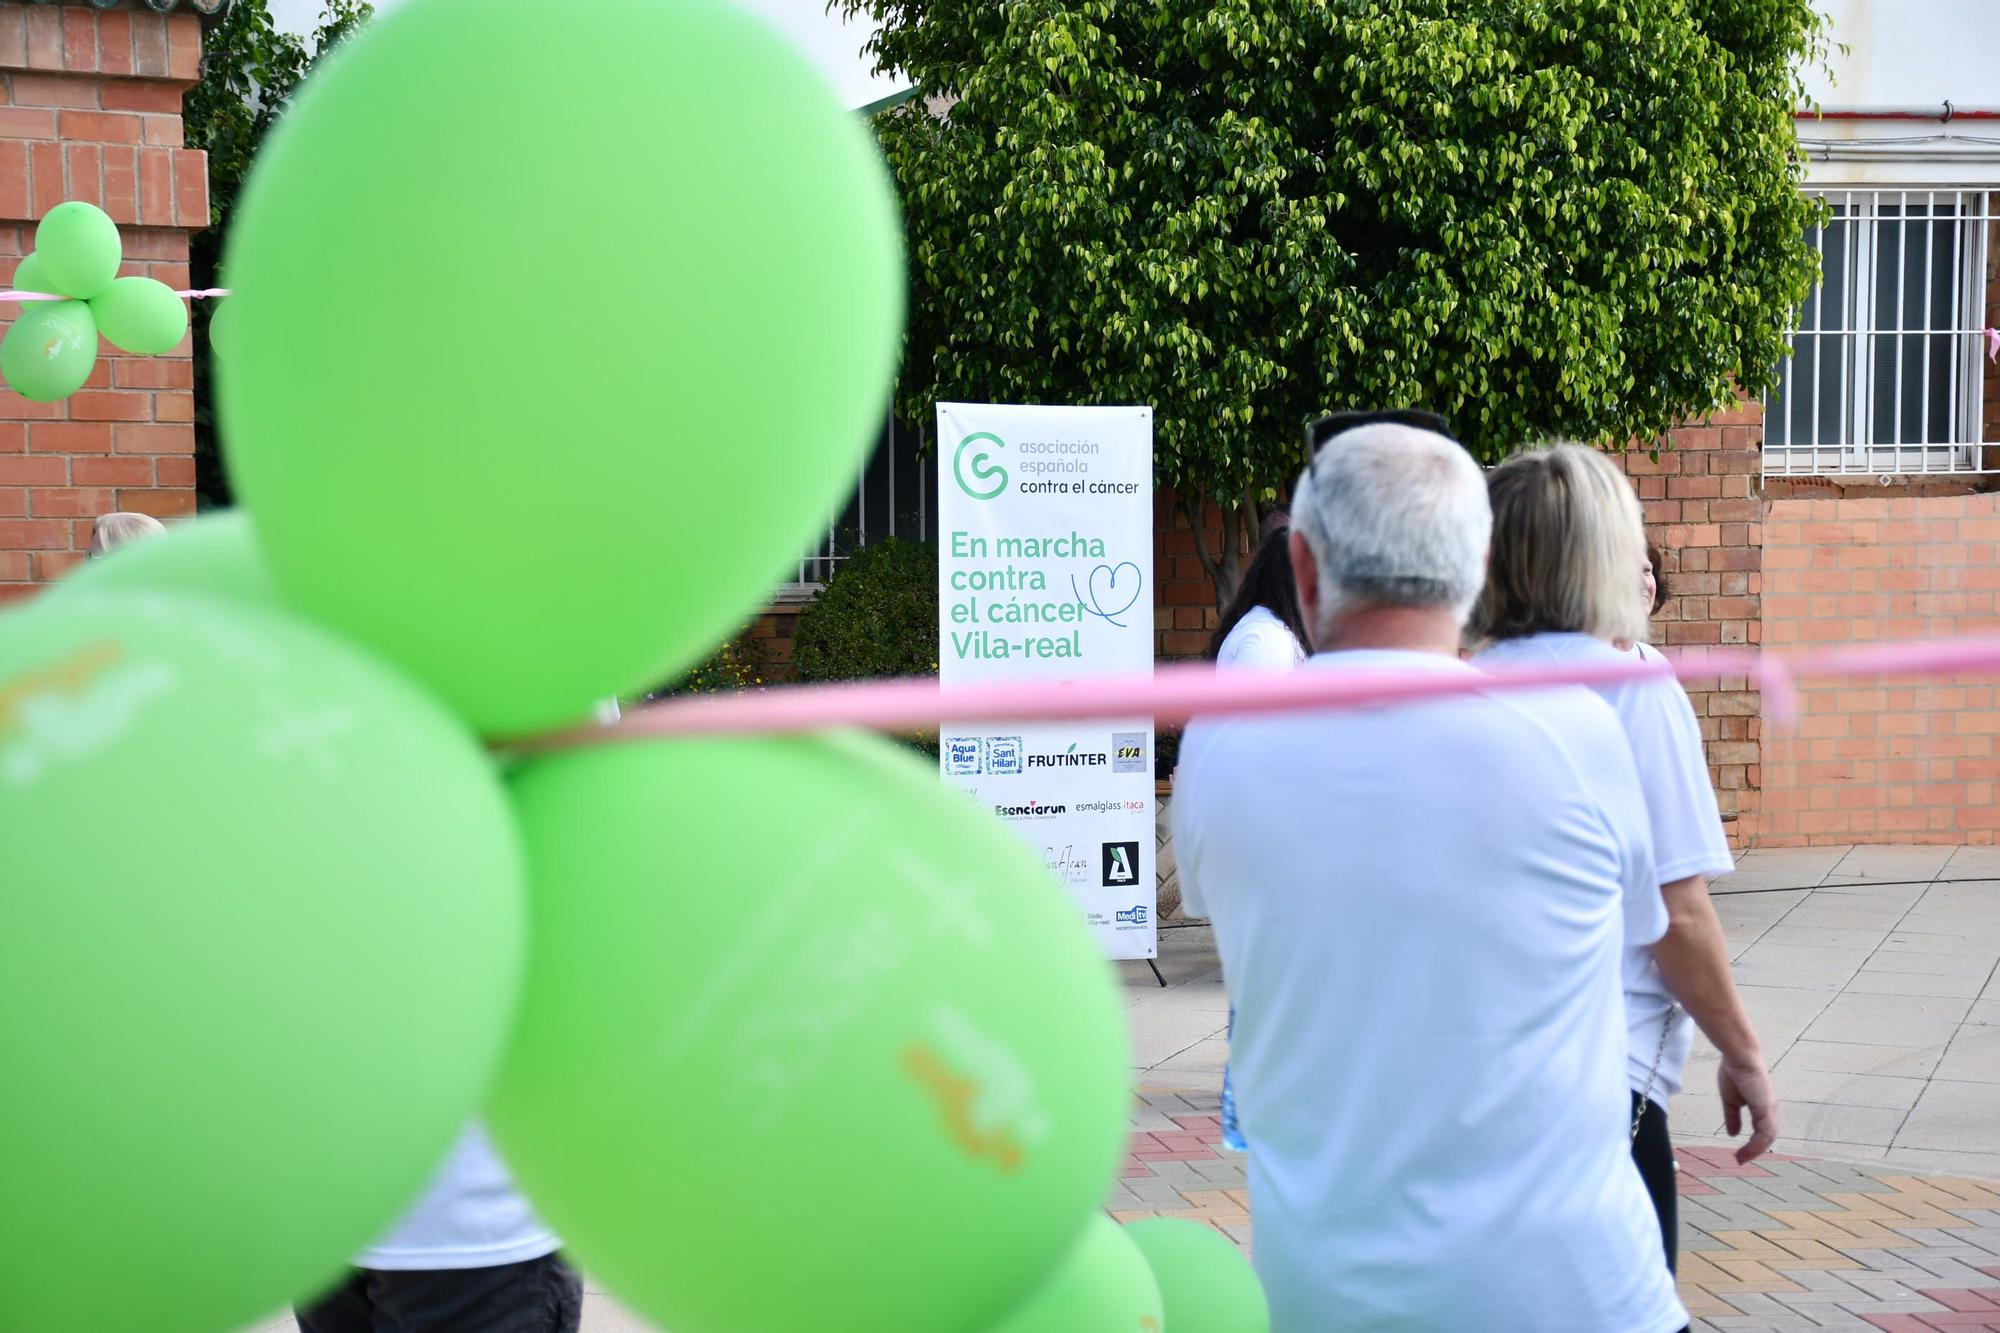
[1074,562,1143,628]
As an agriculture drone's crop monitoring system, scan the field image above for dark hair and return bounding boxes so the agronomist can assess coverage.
[1208,520,1310,660]
[1647,539,1670,615]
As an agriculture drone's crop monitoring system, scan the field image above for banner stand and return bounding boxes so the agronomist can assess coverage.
[935,401,1158,961]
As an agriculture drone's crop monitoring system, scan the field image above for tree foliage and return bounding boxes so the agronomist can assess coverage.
[184,0,372,507]
[846,0,1828,598]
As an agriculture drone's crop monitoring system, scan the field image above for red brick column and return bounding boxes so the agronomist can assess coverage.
[1626,402,1766,844]
[1759,494,2000,846]
[0,1,206,600]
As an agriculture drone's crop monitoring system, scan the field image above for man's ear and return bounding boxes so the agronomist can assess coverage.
[1289,529,1318,630]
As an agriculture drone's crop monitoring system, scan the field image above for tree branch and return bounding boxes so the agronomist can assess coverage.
[1177,489,1226,600]
[1216,501,1245,610]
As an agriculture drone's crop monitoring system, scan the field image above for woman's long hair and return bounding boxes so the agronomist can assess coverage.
[1470,443,1650,648]
[1207,517,1310,660]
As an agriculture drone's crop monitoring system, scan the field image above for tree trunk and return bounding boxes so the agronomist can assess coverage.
[1178,489,1261,611]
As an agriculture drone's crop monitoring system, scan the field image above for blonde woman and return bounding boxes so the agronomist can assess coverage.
[1472,444,1775,1275]
[87,511,165,557]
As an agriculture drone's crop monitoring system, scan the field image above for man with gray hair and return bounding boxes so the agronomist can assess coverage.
[1173,420,1688,1331]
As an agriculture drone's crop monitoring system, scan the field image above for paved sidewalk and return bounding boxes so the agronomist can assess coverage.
[1115,1085,2000,1331]
[1124,844,2000,1178]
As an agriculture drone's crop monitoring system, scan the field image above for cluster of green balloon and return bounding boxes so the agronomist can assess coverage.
[491,731,1131,1331]
[1126,1218,1273,1333]
[0,578,526,1333]
[217,0,905,734]
[2,202,191,401]
[16,1,1139,1330]
[59,514,1138,1333]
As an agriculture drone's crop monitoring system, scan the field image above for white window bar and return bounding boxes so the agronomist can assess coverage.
[1763,187,1997,477]
[778,415,930,596]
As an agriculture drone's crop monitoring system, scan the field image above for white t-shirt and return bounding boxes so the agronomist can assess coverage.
[358,1123,558,1271]
[1173,651,1683,1333]
[1479,633,1734,1102]
[1216,605,1307,671]
[1182,606,1307,921]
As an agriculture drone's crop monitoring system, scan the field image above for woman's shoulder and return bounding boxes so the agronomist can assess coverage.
[1219,607,1304,668]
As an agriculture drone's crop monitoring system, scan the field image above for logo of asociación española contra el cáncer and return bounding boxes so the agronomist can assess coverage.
[953,431,1008,500]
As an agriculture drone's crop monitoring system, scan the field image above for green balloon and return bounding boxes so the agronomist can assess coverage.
[1125,1218,1271,1333]
[0,589,526,1333]
[63,509,282,606]
[490,732,1129,1332]
[11,251,58,307]
[91,276,190,355]
[207,295,235,363]
[986,1215,1166,1333]
[218,0,905,733]
[2,300,100,402]
[35,200,122,299]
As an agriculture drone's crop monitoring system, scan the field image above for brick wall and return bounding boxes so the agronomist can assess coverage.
[1155,490,1229,660]
[0,1,205,600]
[1625,404,1766,842]
[747,602,805,678]
[1758,493,2000,846]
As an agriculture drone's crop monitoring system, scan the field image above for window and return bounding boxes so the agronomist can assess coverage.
[778,415,935,595]
[1764,189,1997,476]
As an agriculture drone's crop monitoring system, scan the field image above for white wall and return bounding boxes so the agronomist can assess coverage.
[1802,0,2000,111]
[264,0,910,111]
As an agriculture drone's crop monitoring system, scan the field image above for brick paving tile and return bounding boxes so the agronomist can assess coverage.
[1124,1085,2000,1327]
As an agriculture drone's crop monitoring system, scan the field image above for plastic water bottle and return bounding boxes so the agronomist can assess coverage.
[1220,1008,1246,1153]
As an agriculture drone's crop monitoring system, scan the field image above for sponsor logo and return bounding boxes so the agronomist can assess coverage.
[943,735,1024,777]
[994,798,1066,820]
[1102,840,1140,887]
[1116,905,1150,925]
[943,736,980,776]
[952,431,1008,500]
[983,735,1022,775]
[1111,731,1148,774]
[1043,844,1092,885]
[1026,742,1106,770]
[1073,798,1147,815]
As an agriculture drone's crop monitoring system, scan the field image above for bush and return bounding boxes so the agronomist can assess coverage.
[648,630,767,698]
[792,539,939,757]
[791,539,938,682]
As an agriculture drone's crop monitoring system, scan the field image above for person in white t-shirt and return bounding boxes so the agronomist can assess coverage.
[295,1124,580,1333]
[1210,514,1311,671]
[1473,444,1777,1275]
[1199,512,1310,1153]
[1174,420,1687,1333]
[1614,539,1671,663]
[296,700,625,1332]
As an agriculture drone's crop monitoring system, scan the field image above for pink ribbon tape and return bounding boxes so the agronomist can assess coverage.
[506,634,2000,754]
[1,288,229,303]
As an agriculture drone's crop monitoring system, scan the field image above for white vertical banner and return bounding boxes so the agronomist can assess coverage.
[936,402,1156,961]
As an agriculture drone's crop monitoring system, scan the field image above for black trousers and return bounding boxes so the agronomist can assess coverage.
[1631,1092,1678,1274]
[296,1252,583,1333]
